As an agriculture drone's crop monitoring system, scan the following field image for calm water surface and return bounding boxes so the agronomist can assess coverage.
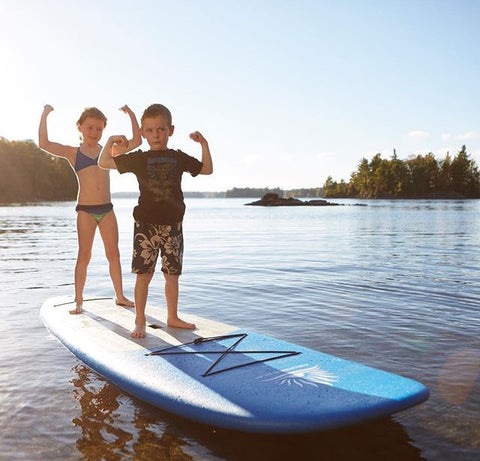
[0,197,479,460]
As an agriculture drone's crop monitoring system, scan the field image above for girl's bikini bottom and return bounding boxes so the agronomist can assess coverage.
[75,203,113,223]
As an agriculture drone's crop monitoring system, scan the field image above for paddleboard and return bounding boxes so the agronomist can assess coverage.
[40,296,429,433]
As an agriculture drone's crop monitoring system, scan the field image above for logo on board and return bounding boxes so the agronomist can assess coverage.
[257,364,337,388]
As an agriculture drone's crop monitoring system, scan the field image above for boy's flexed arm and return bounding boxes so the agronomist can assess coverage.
[190,131,213,175]
[99,106,141,170]
[99,135,128,170]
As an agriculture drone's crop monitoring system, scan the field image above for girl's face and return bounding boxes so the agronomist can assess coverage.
[77,117,105,146]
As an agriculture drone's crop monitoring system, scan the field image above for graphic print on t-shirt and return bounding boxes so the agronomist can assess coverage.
[147,157,176,201]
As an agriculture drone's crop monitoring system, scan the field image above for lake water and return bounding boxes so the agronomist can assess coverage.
[0,197,479,460]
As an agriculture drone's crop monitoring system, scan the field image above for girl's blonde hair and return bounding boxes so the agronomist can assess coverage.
[77,107,107,127]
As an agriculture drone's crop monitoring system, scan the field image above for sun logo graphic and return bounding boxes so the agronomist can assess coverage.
[258,364,337,388]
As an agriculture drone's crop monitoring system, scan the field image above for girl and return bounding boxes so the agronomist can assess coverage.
[39,104,141,313]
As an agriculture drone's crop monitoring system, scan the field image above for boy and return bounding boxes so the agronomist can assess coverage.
[99,104,213,338]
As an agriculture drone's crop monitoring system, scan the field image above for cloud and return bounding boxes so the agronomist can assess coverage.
[408,130,430,138]
[456,131,478,140]
[442,131,478,142]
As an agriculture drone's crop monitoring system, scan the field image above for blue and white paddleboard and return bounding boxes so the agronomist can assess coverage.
[40,296,429,433]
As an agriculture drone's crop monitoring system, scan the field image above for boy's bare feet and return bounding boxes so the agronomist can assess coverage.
[115,296,135,308]
[131,313,146,338]
[168,317,196,329]
[130,325,146,338]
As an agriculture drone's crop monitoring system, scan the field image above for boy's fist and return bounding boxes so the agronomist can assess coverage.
[190,131,206,143]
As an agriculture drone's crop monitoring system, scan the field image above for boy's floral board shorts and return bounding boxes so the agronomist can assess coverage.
[132,221,183,275]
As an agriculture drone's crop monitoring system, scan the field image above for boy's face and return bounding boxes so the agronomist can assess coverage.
[141,115,174,151]
[77,117,105,146]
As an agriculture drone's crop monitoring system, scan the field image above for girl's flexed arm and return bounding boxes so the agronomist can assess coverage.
[120,105,142,150]
[38,105,76,161]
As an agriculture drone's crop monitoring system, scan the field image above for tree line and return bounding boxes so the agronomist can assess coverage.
[0,138,77,203]
[323,146,480,199]
[224,187,325,198]
[2,137,479,203]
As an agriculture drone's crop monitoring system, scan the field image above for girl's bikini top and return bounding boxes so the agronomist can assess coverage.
[74,148,99,172]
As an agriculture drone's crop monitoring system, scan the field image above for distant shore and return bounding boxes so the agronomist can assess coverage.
[2,190,477,206]
[111,191,477,200]
[118,192,476,200]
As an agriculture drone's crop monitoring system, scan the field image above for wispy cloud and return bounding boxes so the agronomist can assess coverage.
[408,130,430,138]
[442,131,479,142]
[457,131,478,140]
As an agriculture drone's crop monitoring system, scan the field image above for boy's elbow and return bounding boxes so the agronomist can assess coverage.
[98,158,110,170]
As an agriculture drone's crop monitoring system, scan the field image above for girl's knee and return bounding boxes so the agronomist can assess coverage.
[105,247,120,262]
[77,249,92,264]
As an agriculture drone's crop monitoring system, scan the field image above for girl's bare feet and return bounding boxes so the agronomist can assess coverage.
[70,302,82,315]
[115,296,135,308]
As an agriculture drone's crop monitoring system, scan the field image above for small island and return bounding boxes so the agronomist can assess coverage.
[245,193,341,206]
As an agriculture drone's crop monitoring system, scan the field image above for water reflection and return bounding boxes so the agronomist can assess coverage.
[71,365,195,460]
[70,365,424,460]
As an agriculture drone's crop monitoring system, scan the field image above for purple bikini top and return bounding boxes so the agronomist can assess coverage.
[74,148,99,172]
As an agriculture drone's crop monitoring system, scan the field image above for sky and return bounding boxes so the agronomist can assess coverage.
[1,0,480,192]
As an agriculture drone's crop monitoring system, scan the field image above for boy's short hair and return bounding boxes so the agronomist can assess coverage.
[77,107,107,127]
[141,104,172,127]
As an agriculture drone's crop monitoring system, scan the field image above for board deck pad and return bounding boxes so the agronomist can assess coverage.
[40,296,429,433]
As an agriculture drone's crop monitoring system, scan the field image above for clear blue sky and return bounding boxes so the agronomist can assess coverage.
[1,0,479,192]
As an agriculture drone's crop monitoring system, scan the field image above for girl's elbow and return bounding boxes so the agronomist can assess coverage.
[201,165,213,175]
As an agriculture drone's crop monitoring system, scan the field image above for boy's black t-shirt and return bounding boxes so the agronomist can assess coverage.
[114,149,203,224]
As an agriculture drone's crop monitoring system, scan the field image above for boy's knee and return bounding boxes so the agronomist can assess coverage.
[136,272,154,285]
[163,273,179,282]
